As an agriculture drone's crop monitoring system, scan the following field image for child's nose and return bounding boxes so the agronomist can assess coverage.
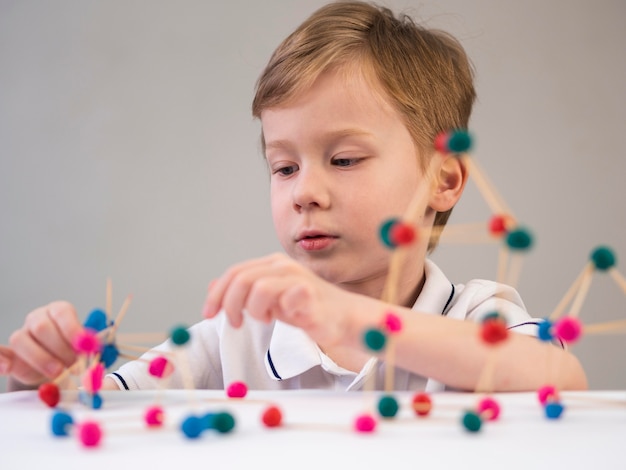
[291,167,331,211]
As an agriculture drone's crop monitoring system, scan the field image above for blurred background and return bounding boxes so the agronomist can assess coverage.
[1,0,625,391]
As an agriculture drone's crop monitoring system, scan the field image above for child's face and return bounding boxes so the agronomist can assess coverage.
[261,68,432,296]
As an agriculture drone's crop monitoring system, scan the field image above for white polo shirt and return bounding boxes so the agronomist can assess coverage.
[109,259,540,392]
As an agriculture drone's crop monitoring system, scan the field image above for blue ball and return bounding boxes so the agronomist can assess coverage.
[83,309,108,332]
[545,402,565,419]
[181,415,204,439]
[537,319,553,342]
[91,393,103,410]
[100,344,120,368]
[51,410,74,436]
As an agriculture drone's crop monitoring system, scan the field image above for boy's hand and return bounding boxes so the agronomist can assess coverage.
[3,301,83,390]
[202,253,357,348]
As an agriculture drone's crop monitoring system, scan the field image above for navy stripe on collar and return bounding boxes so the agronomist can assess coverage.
[112,372,130,390]
[441,283,455,316]
[266,350,282,380]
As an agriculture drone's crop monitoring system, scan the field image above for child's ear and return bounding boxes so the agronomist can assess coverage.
[428,154,468,212]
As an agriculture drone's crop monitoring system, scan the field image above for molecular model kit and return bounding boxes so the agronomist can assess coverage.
[34,130,626,448]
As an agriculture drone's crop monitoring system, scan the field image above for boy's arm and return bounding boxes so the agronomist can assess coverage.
[204,253,588,392]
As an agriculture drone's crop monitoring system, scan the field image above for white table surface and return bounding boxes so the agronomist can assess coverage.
[1,389,624,469]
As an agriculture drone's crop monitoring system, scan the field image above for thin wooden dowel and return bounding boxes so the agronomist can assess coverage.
[462,156,512,216]
[568,267,594,318]
[497,245,509,285]
[474,351,497,394]
[384,338,396,393]
[116,332,169,344]
[609,268,626,295]
[505,252,525,290]
[106,278,112,325]
[584,319,626,334]
[116,343,176,357]
[549,264,592,321]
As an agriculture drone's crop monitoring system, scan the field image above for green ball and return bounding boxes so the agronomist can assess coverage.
[170,326,191,346]
[505,228,533,251]
[590,246,616,271]
[363,328,386,351]
[482,311,503,324]
[377,395,399,418]
[448,130,472,153]
[461,410,482,432]
[379,218,399,249]
[213,412,235,434]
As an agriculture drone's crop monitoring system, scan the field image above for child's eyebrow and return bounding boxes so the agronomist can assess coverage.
[265,128,374,152]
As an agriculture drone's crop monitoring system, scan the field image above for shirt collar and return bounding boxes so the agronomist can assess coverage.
[412,259,455,315]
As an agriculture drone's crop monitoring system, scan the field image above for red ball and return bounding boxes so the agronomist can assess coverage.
[412,392,432,417]
[38,382,61,408]
[389,222,416,246]
[78,421,102,448]
[226,381,248,398]
[480,319,509,344]
[488,215,509,236]
[434,131,451,152]
[261,405,283,427]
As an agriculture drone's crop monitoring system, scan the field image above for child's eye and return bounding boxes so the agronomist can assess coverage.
[332,157,361,167]
[273,164,298,176]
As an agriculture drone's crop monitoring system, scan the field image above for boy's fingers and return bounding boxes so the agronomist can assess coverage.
[22,305,77,368]
[46,301,82,347]
[9,326,66,381]
[204,254,285,319]
[0,345,15,375]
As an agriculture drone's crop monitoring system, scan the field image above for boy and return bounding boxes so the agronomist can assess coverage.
[1,1,587,392]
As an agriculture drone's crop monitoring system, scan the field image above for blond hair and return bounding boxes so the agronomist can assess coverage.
[252,1,476,250]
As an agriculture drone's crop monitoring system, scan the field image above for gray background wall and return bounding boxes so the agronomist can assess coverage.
[1,0,624,391]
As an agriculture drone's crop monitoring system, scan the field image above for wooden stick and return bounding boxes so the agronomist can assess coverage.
[568,266,594,318]
[108,294,132,340]
[584,319,626,334]
[118,352,146,362]
[609,268,626,295]
[497,245,509,285]
[474,350,497,394]
[505,252,525,289]
[461,155,512,217]
[106,278,112,325]
[116,332,169,344]
[384,338,396,393]
[549,263,592,321]
[116,342,176,356]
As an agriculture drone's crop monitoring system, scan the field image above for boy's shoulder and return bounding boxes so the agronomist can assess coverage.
[420,259,532,327]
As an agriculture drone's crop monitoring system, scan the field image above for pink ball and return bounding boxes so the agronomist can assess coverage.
[144,406,165,427]
[82,363,105,393]
[226,381,248,398]
[537,385,558,405]
[553,317,583,343]
[383,312,403,333]
[354,414,376,433]
[148,356,173,378]
[78,421,102,448]
[72,330,101,355]
[477,397,501,421]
